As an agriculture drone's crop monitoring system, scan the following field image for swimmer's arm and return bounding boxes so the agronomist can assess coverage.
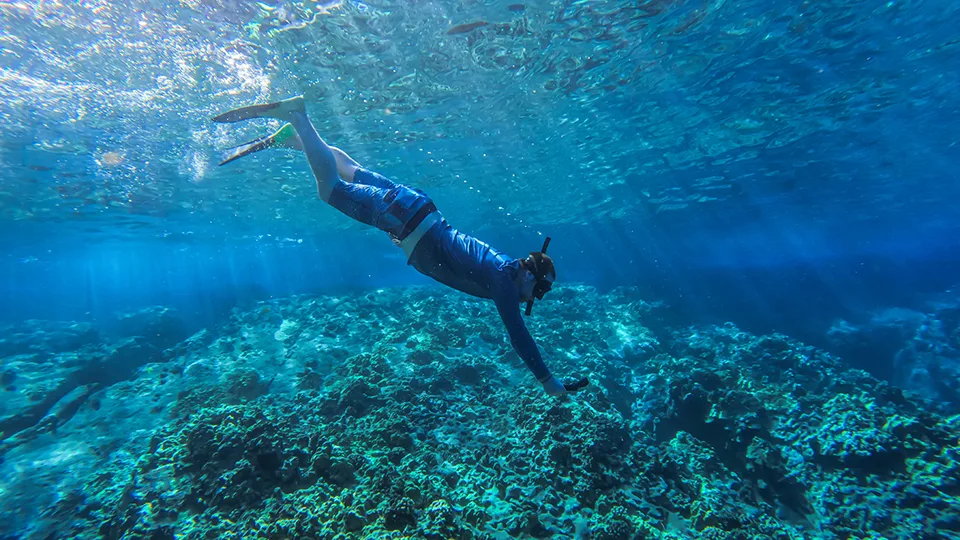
[491,280,553,384]
[329,147,360,182]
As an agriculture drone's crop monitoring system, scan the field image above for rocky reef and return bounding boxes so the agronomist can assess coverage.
[826,287,960,408]
[0,285,957,539]
[0,306,189,456]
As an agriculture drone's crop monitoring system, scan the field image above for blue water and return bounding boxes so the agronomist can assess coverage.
[2,1,960,538]
[1,0,957,332]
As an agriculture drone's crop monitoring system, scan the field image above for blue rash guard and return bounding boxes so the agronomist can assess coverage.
[407,219,553,383]
[336,168,552,383]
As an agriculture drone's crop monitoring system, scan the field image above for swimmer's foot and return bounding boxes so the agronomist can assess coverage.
[219,123,303,166]
[212,95,305,123]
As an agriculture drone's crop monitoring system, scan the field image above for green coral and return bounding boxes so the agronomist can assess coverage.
[811,393,913,466]
[5,286,960,540]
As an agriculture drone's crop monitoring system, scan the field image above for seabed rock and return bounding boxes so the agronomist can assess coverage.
[0,285,957,539]
[826,294,960,407]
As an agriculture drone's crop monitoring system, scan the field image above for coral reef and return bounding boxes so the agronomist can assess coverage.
[826,288,960,407]
[0,285,957,539]
[0,307,189,456]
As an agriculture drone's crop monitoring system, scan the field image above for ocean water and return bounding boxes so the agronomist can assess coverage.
[1,1,959,539]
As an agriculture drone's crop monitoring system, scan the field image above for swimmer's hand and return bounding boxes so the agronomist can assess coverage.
[542,375,567,396]
[542,375,590,396]
[563,378,590,392]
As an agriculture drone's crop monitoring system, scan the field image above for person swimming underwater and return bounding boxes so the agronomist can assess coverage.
[212,96,587,396]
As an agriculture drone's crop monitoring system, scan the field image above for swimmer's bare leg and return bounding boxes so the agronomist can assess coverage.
[216,125,358,185]
[214,97,372,195]
[214,96,341,201]
[287,109,341,201]
[330,147,360,182]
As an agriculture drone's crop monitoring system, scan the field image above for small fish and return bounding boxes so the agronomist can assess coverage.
[28,165,52,172]
[508,4,525,12]
[446,21,488,34]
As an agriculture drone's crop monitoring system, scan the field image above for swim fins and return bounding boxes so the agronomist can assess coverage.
[218,123,302,166]
[211,96,305,123]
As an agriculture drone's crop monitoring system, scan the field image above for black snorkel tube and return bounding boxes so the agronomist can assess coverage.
[525,236,551,316]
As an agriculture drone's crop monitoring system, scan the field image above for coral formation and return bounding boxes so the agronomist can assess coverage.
[0,285,957,539]
[826,289,960,408]
[0,307,189,457]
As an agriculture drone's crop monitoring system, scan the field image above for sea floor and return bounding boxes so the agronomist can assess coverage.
[0,285,958,539]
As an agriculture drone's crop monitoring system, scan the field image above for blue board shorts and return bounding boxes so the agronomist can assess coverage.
[328,168,440,255]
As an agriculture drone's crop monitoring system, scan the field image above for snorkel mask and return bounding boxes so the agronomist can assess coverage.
[525,237,556,316]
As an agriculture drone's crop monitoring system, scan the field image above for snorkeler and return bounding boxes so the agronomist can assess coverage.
[213,96,587,396]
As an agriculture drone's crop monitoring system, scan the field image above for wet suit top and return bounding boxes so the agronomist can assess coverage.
[408,219,552,383]
[346,168,552,384]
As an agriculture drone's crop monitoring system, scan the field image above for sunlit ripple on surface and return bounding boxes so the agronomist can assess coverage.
[0,0,957,243]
